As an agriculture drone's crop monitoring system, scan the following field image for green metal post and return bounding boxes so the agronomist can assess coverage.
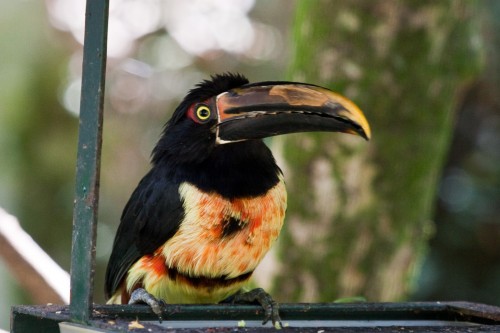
[69,0,109,324]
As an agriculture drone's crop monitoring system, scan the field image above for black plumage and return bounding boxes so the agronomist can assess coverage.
[105,74,281,299]
[104,73,370,327]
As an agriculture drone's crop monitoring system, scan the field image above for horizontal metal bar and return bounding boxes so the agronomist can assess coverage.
[92,301,500,324]
[12,301,500,332]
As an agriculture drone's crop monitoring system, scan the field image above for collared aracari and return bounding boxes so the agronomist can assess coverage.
[105,73,371,327]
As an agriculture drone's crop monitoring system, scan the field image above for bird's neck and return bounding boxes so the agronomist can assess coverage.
[163,140,282,198]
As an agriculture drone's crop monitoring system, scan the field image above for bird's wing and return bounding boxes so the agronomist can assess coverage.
[104,168,184,299]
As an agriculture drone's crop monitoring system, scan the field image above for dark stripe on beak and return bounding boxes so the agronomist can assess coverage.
[215,83,371,144]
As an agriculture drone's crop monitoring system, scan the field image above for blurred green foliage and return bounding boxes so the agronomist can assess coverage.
[0,0,498,331]
[0,0,77,327]
[414,0,500,305]
[0,0,77,277]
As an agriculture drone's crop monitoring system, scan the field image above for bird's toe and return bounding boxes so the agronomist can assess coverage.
[129,288,164,322]
[231,288,282,329]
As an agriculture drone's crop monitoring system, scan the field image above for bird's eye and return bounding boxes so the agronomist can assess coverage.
[196,105,211,121]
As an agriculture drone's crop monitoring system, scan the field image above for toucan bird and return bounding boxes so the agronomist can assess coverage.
[105,73,371,327]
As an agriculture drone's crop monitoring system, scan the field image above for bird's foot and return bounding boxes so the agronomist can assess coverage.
[129,288,165,322]
[230,288,282,329]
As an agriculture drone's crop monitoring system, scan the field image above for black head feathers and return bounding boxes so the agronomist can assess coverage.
[152,73,249,165]
[167,73,249,126]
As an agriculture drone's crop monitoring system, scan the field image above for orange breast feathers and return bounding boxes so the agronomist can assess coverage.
[123,177,287,303]
[165,177,287,279]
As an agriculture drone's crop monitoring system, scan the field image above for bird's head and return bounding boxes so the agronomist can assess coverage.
[153,73,371,165]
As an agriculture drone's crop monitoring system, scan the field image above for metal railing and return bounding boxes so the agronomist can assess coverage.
[69,0,109,324]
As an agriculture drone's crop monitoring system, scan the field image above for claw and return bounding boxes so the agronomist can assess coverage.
[129,288,164,322]
[231,288,282,329]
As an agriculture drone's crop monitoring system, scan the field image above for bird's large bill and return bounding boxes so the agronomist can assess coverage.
[215,83,371,144]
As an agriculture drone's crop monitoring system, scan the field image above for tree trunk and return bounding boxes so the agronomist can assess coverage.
[272,0,480,302]
[416,0,500,304]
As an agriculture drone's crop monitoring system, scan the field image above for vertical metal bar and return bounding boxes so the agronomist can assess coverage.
[70,0,109,324]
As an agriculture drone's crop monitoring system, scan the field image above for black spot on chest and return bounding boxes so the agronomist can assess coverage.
[221,216,247,238]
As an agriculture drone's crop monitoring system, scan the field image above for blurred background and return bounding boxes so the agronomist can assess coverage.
[0,0,498,330]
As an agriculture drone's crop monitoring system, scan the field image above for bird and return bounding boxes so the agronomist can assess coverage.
[105,73,371,327]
